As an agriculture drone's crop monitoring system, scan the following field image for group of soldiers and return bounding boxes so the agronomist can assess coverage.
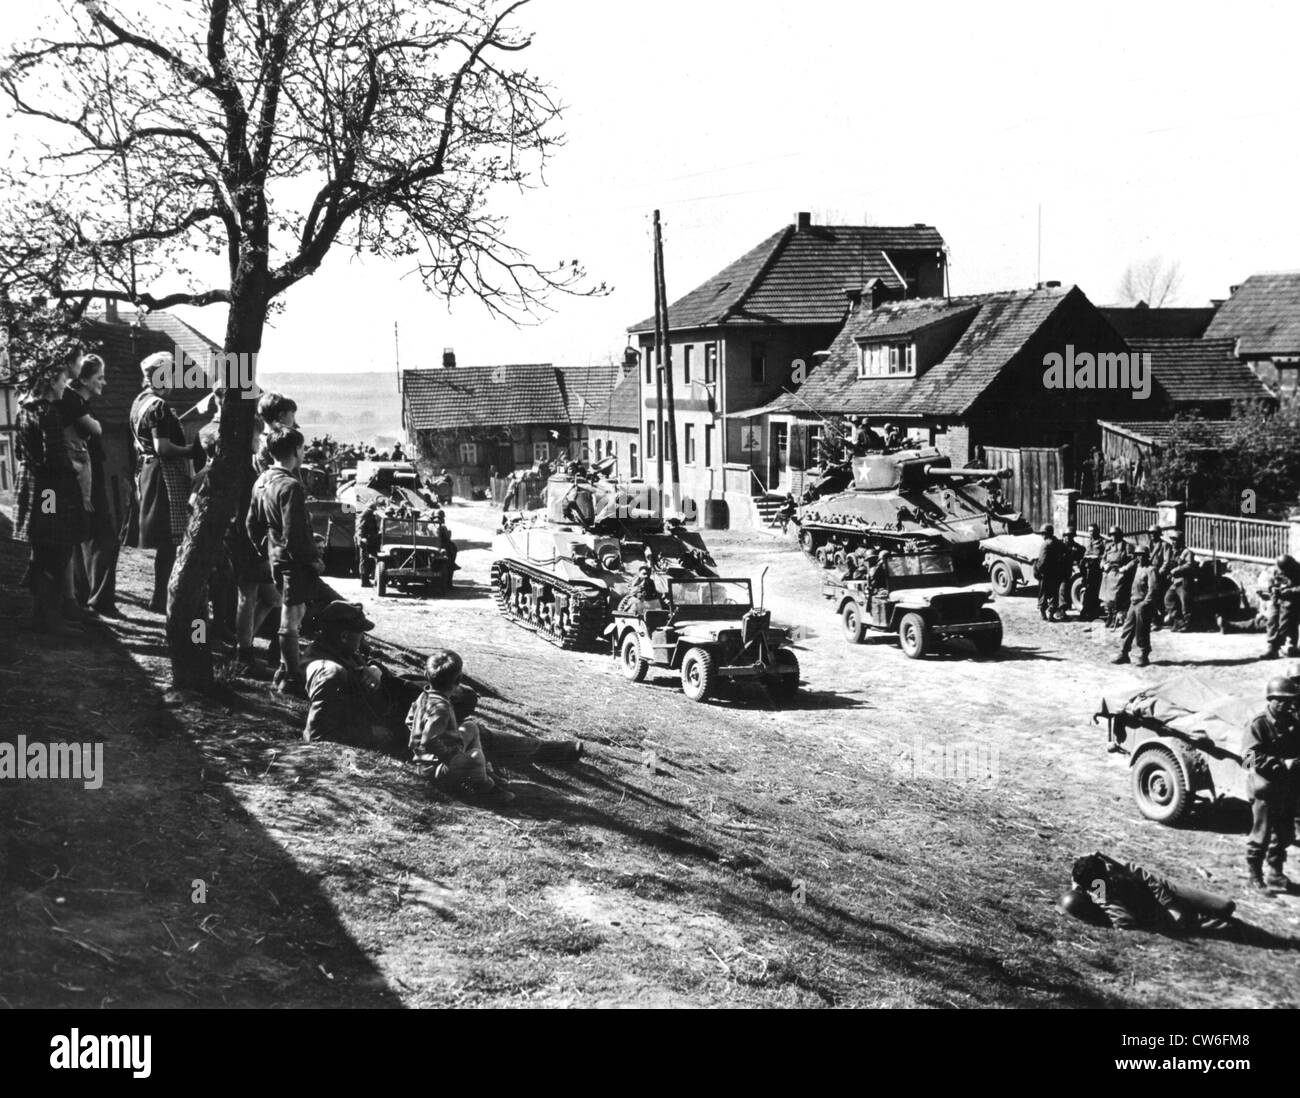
[353,500,459,588]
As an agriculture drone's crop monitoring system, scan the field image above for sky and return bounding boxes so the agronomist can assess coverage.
[3,0,1299,374]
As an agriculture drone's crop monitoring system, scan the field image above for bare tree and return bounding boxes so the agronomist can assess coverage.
[1116,256,1183,307]
[1,0,602,688]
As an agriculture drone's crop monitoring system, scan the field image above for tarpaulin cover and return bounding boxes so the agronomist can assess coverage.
[1099,673,1262,757]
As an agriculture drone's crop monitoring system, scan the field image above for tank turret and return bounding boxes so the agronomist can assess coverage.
[797,447,1031,571]
[490,461,716,649]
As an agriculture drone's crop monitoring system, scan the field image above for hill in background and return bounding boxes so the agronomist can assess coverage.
[258,371,404,447]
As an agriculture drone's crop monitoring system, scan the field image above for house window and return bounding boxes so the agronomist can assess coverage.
[644,347,653,384]
[705,343,718,384]
[630,442,639,477]
[808,425,824,465]
[858,342,916,378]
[533,441,550,464]
[704,423,714,467]
[458,441,478,465]
[750,343,766,384]
[609,441,617,458]
[683,345,693,384]
[647,419,656,459]
[594,439,603,460]
[684,424,696,465]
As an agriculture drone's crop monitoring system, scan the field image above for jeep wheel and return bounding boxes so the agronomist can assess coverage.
[766,650,800,702]
[842,602,866,644]
[988,559,1015,596]
[679,647,716,703]
[376,562,388,597]
[898,612,929,659]
[1070,574,1084,610]
[1131,747,1190,825]
[620,633,648,683]
[971,610,1003,656]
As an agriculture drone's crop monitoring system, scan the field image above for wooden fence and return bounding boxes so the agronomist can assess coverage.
[1076,500,1159,537]
[985,446,1065,529]
[1185,512,1289,563]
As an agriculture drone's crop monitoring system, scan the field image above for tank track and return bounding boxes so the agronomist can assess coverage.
[489,560,609,651]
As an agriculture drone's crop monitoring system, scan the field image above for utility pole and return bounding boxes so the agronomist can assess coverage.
[654,210,681,515]
[652,213,667,516]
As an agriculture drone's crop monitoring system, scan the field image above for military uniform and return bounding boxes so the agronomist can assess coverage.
[1163,546,1198,629]
[1116,559,1156,664]
[1070,852,1235,932]
[1242,700,1300,886]
[1034,535,1069,620]
[1059,534,1084,611]
[1100,537,1135,626]
[355,507,380,587]
[1264,564,1300,658]
[1080,531,1105,620]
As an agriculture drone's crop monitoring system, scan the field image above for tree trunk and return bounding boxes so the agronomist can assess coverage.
[165,272,267,690]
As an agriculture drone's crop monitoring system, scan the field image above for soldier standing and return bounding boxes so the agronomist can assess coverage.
[1100,526,1135,627]
[1059,527,1083,614]
[1242,676,1300,891]
[1162,532,1197,631]
[1113,546,1156,666]
[1262,554,1300,660]
[355,502,381,588]
[1080,523,1105,621]
[1146,524,1170,628]
[1034,523,1068,622]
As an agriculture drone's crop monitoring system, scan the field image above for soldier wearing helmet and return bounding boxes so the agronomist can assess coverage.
[1241,675,1300,890]
[1100,525,1135,627]
[1113,546,1156,666]
[1079,523,1105,620]
[1059,526,1084,614]
[1033,523,1069,622]
[1262,554,1300,660]
[1162,531,1198,631]
[1060,852,1236,932]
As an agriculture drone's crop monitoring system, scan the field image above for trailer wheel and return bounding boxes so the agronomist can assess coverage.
[842,602,866,644]
[1070,574,1084,609]
[898,612,929,659]
[989,559,1015,596]
[376,562,388,597]
[620,633,648,683]
[971,609,1003,656]
[1131,747,1191,826]
[766,650,800,702]
[680,647,716,702]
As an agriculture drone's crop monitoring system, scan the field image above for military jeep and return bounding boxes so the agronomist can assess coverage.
[604,577,801,703]
[375,516,451,597]
[822,550,1002,658]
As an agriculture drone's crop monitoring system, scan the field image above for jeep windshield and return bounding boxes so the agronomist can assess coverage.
[886,552,955,580]
[669,579,753,611]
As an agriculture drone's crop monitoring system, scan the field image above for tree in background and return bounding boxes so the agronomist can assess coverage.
[0,0,600,687]
[1116,257,1183,307]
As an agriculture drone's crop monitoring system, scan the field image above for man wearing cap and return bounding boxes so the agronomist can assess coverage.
[1262,554,1300,660]
[1059,527,1084,615]
[1100,526,1135,627]
[1079,523,1105,621]
[1113,546,1156,666]
[303,601,477,748]
[1242,676,1300,890]
[1033,523,1068,622]
[432,508,459,578]
[1145,525,1170,627]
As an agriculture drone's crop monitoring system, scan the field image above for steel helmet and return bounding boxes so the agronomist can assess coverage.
[1040,523,1054,536]
[1266,676,1300,701]
[1109,525,1123,537]
[1057,888,1108,925]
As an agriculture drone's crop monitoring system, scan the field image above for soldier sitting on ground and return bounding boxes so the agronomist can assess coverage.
[1058,852,1237,933]
[407,649,584,803]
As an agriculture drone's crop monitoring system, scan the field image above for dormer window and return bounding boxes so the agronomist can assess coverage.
[857,341,916,379]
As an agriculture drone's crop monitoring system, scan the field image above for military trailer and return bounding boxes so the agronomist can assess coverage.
[1095,673,1257,826]
[375,516,451,597]
[604,577,801,703]
[980,531,1085,605]
[822,550,1002,658]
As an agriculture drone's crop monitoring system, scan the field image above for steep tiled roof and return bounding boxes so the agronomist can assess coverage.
[840,298,980,341]
[1100,306,1216,340]
[588,372,640,431]
[403,365,566,431]
[629,222,946,332]
[1099,419,1238,449]
[762,285,1073,417]
[1204,272,1300,354]
[559,363,622,422]
[79,318,204,426]
[1128,337,1272,406]
[120,308,224,366]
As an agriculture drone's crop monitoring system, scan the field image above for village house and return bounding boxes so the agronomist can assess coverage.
[400,351,623,496]
[585,369,641,482]
[627,211,947,522]
[1203,271,1300,399]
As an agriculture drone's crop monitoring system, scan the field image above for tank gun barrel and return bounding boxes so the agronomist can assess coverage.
[923,465,1011,480]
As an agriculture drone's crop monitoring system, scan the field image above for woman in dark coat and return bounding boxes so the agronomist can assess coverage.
[127,350,199,613]
[65,353,122,617]
[15,350,91,635]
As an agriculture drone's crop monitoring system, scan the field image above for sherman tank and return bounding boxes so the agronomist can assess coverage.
[797,447,1032,570]
[490,458,717,649]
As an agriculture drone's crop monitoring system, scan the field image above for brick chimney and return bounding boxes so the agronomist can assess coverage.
[104,299,118,324]
[796,211,811,232]
[622,345,640,377]
[442,347,456,369]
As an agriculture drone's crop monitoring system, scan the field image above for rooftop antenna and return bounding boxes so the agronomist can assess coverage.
[394,321,401,394]
[1036,204,1042,286]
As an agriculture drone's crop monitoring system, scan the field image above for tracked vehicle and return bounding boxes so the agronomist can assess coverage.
[798,447,1030,570]
[490,459,717,649]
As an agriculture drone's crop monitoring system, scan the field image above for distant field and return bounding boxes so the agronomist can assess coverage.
[258,370,404,446]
